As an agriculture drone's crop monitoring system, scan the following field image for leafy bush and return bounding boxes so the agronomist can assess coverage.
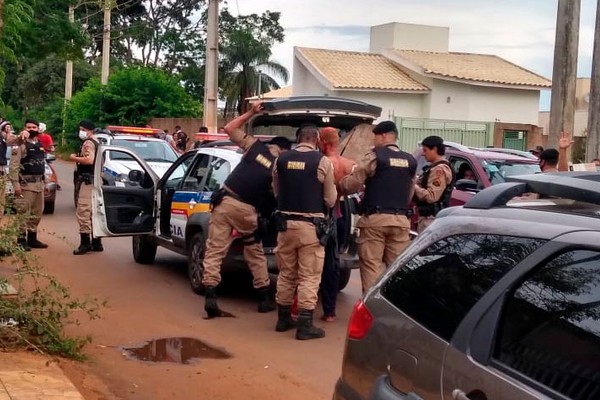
[63,66,201,151]
[0,181,103,359]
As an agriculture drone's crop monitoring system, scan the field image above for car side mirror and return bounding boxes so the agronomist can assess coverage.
[455,179,479,192]
[128,170,144,183]
[46,153,56,163]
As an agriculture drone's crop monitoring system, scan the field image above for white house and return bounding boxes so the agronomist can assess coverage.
[292,22,551,127]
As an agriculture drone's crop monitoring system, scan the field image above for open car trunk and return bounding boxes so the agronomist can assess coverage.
[248,96,381,142]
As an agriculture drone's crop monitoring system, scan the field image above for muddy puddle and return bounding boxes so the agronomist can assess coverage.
[121,337,231,364]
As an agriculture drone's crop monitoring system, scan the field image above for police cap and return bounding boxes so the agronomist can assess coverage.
[372,121,398,135]
[79,119,96,131]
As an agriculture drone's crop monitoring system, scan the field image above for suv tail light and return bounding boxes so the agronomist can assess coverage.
[347,299,373,340]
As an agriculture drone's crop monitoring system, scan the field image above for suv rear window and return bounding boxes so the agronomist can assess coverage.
[382,234,545,340]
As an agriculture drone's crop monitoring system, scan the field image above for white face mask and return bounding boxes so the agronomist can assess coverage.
[79,130,88,140]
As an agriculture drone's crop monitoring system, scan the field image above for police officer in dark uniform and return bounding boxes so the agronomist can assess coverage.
[413,136,454,233]
[339,121,416,294]
[202,102,292,318]
[273,124,336,340]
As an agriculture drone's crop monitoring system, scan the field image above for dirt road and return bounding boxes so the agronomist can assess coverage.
[26,159,363,399]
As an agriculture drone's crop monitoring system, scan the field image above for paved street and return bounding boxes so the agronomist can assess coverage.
[18,159,363,399]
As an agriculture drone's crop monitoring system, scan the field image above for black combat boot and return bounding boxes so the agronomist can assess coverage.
[27,231,48,249]
[91,238,104,252]
[204,286,222,318]
[296,309,325,340]
[17,235,31,252]
[275,304,296,332]
[256,286,275,313]
[73,233,92,255]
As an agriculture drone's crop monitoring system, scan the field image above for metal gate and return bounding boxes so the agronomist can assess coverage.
[502,130,526,151]
[395,117,493,152]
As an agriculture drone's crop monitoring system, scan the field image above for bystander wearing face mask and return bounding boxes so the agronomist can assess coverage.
[79,130,88,140]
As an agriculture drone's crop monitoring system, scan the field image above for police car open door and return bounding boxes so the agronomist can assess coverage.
[92,145,158,237]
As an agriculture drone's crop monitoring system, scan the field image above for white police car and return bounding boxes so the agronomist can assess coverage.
[96,126,178,184]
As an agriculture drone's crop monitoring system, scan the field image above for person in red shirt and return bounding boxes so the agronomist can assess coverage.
[37,123,54,153]
[317,127,356,322]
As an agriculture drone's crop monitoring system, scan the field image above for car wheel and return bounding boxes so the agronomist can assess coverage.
[43,201,55,214]
[338,267,352,292]
[132,235,157,264]
[188,232,206,295]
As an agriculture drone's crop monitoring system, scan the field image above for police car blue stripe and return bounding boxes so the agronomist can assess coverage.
[102,167,119,177]
[172,191,212,203]
[172,192,201,203]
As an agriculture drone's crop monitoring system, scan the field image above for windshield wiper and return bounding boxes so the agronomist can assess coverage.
[145,158,173,163]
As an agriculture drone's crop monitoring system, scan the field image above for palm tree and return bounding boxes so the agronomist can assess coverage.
[220,28,288,116]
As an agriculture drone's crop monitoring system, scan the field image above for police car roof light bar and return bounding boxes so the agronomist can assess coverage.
[464,172,600,210]
[106,126,163,135]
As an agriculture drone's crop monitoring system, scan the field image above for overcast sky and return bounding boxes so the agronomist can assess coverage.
[233,0,598,110]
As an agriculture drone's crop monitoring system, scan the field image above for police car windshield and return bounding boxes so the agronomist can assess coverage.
[482,160,541,185]
[111,139,178,163]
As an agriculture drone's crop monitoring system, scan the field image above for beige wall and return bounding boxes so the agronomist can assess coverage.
[425,79,540,124]
[332,90,425,122]
[466,85,540,125]
[539,110,588,137]
[292,60,331,96]
[575,77,591,111]
[369,22,449,54]
[148,117,232,135]
[425,79,470,120]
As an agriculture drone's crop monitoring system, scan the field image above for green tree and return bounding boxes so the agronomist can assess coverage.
[218,10,287,116]
[220,27,288,116]
[16,55,97,110]
[1,0,87,107]
[64,67,200,147]
[0,0,33,94]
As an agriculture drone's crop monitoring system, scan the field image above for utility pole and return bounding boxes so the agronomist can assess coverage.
[586,0,600,161]
[100,0,111,85]
[203,0,218,132]
[61,4,76,146]
[548,0,580,150]
[64,5,75,101]
[257,70,263,99]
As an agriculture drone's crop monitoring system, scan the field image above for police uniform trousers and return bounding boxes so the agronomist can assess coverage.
[275,220,325,311]
[320,213,339,317]
[14,180,44,232]
[417,216,435,234]
[357,214,410,294]
[77,182,93,234]
[202,195,270,289]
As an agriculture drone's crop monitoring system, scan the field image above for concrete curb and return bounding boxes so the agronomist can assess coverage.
[0,352,85,399]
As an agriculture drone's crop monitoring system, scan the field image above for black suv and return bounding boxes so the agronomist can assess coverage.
[335,172,600,400]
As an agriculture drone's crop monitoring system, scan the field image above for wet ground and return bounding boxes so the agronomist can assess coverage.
[121,337,231,364]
